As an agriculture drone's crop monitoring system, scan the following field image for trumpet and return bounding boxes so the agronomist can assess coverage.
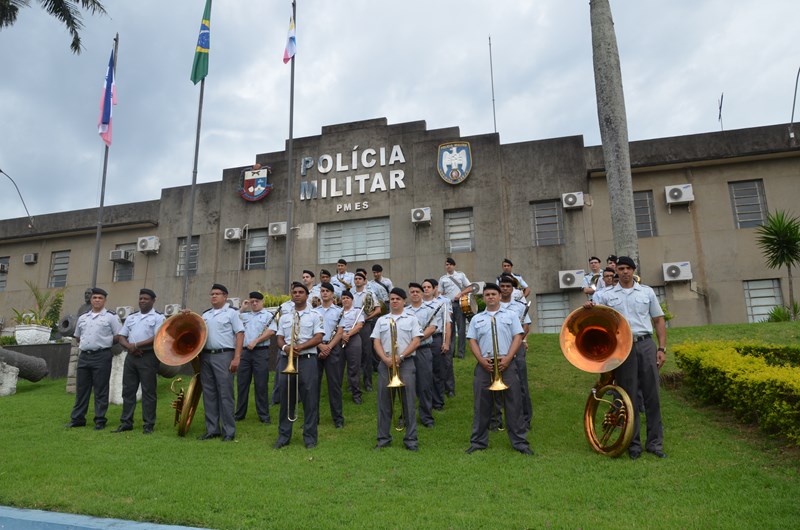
[387,318,406,431]
[488,316,509,392]
[281,311,300,422]
[337,274,352,291]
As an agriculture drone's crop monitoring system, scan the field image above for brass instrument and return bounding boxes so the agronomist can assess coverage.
[387,318,405,431]
[487,316,509,391]
[281,311,301,422]
[310,296,322,308]
[559,305,635,457]
[362,290,376,317]
[337,274,352,291]
[154,311,208,436]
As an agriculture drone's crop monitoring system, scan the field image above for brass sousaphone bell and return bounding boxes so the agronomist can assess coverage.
[154,311,208,436]
[559,305,635,457]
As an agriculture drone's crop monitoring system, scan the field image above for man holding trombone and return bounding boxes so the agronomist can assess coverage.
[274,282,325,449]
[465,283,532,455]
[371,287,423,451]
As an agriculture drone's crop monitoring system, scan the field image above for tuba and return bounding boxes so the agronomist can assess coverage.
[559,305,635,457]
[154,311,208,436]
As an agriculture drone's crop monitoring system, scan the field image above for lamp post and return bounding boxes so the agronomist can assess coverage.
[789,66,800,144]
[0,169,35,229]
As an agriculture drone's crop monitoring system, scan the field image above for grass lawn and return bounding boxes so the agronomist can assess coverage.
[1,321,799,529]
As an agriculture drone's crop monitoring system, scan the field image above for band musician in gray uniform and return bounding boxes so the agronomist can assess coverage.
[587,256,667,460]
[236,291,277,424]
[67,287,122,430]
[315,282,345,428]
[465,283,532,455]
[422,279,450,410]
[337,290,365,404]
[197,284,243,442]
[113,288,165,434]
[439,257,472,359]
[499,275,532,432]
[274,282,325,449]
[371,288,423,451]
[406,282,438,428]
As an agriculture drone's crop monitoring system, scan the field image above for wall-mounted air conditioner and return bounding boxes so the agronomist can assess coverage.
[116,306,134,321]
[109,250,134,263]
[269,222,287,237]
[23,253,38,265]
[665,184,694,205]
[227,297,241,309]
[137,236,160,253]
[224,227,242,241]
[662,261,693,282]
[561,192,585,209]
[164,304,182,317]
[411,207,432,223]
[559,270,586,289]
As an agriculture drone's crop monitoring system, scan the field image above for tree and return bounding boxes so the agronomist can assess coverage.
[756,210,800,319]
[0,0,107,54]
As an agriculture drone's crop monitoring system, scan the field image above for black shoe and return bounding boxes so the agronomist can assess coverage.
[260,418,271,425]
[447,391,455,398]
[647,449,668,458]
[365,385,373,392]
[273,441,288,449]
[457,354,464,359]
[143,426,154,435]
[353,396,362,405]
[111,425,132,433]
[335,423,344,429]
[65,422,85,428]
[197,432,220,440]
[234,416,244,422]
[221,435,235,442]
[306,443,317,449]
[517,447,533,456]
[629,451,642,460]
[374,443,390,450]
[433,405,444,411]
[465,446,484,454]
[94,424,106,431]
[405,445,418,452]
[422,422,434,428]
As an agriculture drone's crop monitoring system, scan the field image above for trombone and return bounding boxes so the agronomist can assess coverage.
[488,316,509,392]
[387,318,406,431]
[281,311,301,422]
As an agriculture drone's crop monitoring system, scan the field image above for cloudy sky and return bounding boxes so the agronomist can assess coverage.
[0,0,797,222]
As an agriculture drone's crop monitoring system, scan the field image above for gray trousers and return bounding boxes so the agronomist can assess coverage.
[614,337,664,454]
[276,355,319,447]
[450,302,467,357]
[516,345,532,429]
[414,344,434,426]
[430,334,446,408]
[317,344,344,427]
[376,359,417,449]
[342,334,363,399]
[359,320,376,389]
[200,350,236,439]
[469,361,529,452]
[70,348,113,427]
[235,346,270,422]
[119,350,159,429]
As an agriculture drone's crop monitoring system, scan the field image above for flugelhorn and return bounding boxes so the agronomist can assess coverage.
[487,316,509,392]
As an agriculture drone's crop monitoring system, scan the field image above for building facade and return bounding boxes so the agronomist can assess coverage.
[0,118,797,332]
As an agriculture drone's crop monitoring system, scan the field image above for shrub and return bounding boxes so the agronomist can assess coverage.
[767,303,800,322]
[0,335,17,346]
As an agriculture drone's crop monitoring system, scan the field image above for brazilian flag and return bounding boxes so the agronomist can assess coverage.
[190,0,211,84]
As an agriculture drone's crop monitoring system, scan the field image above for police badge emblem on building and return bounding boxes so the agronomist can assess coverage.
[239,164,273,202]
[437,142,472,185]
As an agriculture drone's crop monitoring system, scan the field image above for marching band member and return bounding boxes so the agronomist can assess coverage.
[499,275,532,432]
[236,291,277,425]
[303,270,320,305]
[338,290,365,404]
[591,267,616,303]
[422,279,450,410]
[439,257,472,359]
[314,282,345,428]
[331,258,355,295]
[496,258,530,300]
[582,256,603,296]
[369,264,393,305]
[406,282,438,427]
[354,270,381,393]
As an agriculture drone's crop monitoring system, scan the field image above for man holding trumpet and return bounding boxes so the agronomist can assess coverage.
[465,283,532,455]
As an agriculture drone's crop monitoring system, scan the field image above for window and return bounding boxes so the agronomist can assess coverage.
[743,279,782,323]
[531,201,563,246]
[536,292,569,333]
[444,208,474,253]
[245,229,268,270]
[0,256,8,291]
[729,180,767,229]
[48,250,70,288]
[319,218,390,263]
[176,236,199,277]
[652,285,669,327]
[634,190,657,237]
[112,243,136,282]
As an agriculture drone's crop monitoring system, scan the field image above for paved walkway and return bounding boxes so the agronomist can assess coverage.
[0,506,208,529]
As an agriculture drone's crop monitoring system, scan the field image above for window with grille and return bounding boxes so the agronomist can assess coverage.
[634,190,657,238]
[531,201,563,246]
[245,229,268,270]
[536,292,569,333]
[729,180,767,229]
[112,243,136,282]
[318,218,390,263]
[0,256,8,291]
[48,250,70,288]
[444,209,474,253]
[743,279,782,323]
[176,236,199,277]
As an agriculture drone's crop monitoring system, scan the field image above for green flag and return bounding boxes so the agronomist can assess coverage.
[190,0,211,84]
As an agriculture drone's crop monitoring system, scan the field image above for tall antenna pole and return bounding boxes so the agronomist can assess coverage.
[488,35,497,134]
[718,92,724,132]
[284,0,297,293]
[789,66,800,142]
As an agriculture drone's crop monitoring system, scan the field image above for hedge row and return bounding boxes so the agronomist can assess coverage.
[674,341,800,445]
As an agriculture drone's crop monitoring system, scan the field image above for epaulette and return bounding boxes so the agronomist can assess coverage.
[203,307,213,314]
[154,310,164,315]
[106,309,116,315]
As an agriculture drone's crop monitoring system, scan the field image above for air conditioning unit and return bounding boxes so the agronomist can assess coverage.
[224,227,242,241]
[411,207,431,223]
[164,304,182,317]
[469,281,486,295]
[665,184,694,205]
[269,222,287,237]
[109,249,134,263]
[227,297,241,309]
[559,270,586,289]
[116,306,134,321]
[561,192,585,209]
[23,253,38,265]
[0,263,8,274]
[662,261,693,282]
[137,236,160,253]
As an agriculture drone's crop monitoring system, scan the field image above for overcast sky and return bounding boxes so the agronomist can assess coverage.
[1,0,798,222]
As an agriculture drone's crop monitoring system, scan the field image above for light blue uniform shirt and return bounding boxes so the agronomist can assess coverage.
[439,271,470,301]
[370,312,423,358]
[202,306,244,350]
[331,272,355,296]
[406,303,435,345]
[241,308,277,347]
[594,283,664,336]
[338,307,365,332]
[424,299,448,334]
[466,308,523,358]
[369,277,393,304]
[76,309,122,350]
[117,309,165,344]
[500,300,531,326]
[277,306,325,355]
[314,304,343,343]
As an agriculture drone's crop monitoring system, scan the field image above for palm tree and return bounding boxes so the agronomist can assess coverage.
[756,210,800,319]
[0,0,106,54]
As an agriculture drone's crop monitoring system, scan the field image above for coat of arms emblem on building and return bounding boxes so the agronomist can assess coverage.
[437,142,472,185]
[239,164,273,202]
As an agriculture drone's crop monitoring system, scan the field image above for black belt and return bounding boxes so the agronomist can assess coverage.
[282,352,316,358]
[204,348,234,354]
[81,347,111,354]
[634,334,652,343]
[432,332,443,337]
[252,345,270,350]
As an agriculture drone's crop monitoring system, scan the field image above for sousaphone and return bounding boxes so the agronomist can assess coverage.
[154,311,208,436]
[559,305,634,457]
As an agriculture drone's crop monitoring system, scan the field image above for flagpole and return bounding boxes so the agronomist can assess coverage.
[488,35,497,134]
[284,0,297,293]
[90,33,119,289]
